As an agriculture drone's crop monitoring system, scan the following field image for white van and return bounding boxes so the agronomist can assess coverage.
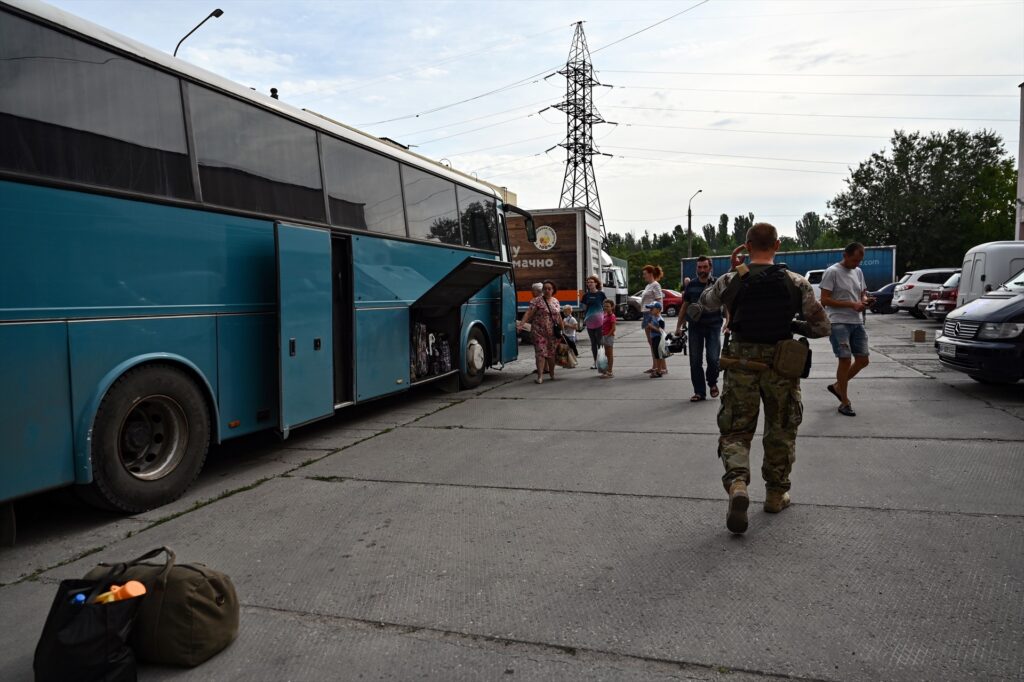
[958,241,1024,307]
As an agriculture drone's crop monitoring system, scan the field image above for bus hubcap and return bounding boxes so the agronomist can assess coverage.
[118,395,188,481]
[466,339,485,375]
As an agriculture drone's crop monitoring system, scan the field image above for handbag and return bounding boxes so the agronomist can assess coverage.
[34,565,141,682]
[83,547,238,668]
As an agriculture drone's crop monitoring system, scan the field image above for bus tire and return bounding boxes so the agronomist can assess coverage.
[460,327,488,389]
[81,364,210,513]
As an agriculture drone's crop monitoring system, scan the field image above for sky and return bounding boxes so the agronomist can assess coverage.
[43,0,1024,239]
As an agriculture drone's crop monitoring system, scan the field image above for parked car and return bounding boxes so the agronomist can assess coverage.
[924,271,961,322]
[958,241,1024,307]
[626,288,683,318]
[935,266,1024,384]
[805,269,825,299]
[867,282,898,314]
[893,268,959,318]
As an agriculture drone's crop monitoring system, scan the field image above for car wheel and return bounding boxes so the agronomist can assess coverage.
[910,308,925,319]
[665,306,678,317]
[80,363,210,513]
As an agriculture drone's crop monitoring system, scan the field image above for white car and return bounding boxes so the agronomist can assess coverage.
[893,268,959,318]
[804,270,825,299]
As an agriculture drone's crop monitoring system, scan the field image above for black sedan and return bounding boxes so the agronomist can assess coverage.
[868,282,898,314]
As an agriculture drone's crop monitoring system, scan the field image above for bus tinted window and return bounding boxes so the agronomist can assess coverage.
[322,137,405,236]
[402,165,460,245]
[0,10,192,198]
[188,85,324,222]
[457,187,498,251]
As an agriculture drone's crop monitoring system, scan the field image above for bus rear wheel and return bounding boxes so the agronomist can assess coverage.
[81,364,210,513]
[460,327,488,389]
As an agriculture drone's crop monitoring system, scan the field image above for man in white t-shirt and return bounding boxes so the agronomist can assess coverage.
[820,243,872,417]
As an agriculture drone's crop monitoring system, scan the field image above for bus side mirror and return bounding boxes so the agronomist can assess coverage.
[525,217,536,243]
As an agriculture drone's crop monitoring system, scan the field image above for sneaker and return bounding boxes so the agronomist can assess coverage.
[838,404,856,417]
[764,490,791,513]
[590,364,597,370]
[726,479,749,534]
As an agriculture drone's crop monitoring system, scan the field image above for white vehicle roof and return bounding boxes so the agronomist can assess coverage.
[4,0,499,198]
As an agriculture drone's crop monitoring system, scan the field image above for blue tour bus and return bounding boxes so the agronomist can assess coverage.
[0,0,534,521]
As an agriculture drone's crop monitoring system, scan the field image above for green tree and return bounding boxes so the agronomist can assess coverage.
[828,129,1016,273]
[717,213,730,246]
[701,223,717,250]
[731,212,755,245]
[795,211,832,248]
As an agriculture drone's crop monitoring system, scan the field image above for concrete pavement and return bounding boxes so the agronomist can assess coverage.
[1,312,1021,681]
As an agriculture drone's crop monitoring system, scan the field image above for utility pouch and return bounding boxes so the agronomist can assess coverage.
[773,338,810,379]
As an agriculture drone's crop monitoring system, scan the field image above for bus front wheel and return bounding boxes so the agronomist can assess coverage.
[460,327,488,389]
[81,364,210,513]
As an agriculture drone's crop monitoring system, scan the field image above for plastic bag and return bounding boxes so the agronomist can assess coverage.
[597,347,608,372]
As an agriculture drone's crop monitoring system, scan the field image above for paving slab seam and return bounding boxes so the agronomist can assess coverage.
[299,475,1024,519]
[244,602,835,682]
[402,423,1024,443]
[885,355,1024,420]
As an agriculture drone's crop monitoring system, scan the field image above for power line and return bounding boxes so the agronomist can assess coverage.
[600,69,1023,78]
[396,98,552,138]
[609,214,806,223]
[590,0,711,55]
[359,1,713,127]
[612,153,846,176]
[615,85,1017,98]
[410,112,541,146]
[602,145,853,166]
[604,105,1017,122]
[447,135,554,158]
[621,121,890,139]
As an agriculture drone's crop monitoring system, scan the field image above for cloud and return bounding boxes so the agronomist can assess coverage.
[186,44,296,80]
[410,25,441,40]
[414,67,449,80]
[709,118,739,128]
[768,39,865,70]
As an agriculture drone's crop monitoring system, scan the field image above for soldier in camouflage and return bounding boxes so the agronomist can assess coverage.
[699,223,831,534]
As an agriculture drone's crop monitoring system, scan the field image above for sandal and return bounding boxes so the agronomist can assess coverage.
[827,383,842,402]
[690,394,705,402]
[600,372,613,379]
[710,386,719,398]
[534,378,543,384]
[650,371,663,378]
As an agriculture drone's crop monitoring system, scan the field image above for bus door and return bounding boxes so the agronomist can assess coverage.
[331,234,354,407]
[274,223,334,438]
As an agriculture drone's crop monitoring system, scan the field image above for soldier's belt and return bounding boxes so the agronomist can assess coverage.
[719,355,771,372]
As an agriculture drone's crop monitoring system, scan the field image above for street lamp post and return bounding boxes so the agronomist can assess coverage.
[174,9,223,58]
[686,189,702,259]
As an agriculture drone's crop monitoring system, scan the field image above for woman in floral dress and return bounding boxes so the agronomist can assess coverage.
[519,280,562,384]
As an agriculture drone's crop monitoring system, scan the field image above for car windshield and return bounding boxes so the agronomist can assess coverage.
[807,271,823,284]
[942,272,961,288]
[999,267,1024,292]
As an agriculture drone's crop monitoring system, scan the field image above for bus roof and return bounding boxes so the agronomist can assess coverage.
[5,0,504,199]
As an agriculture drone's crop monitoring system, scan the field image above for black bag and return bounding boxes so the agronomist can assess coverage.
[800,336,812,378]
[34,566,141,682]
[83,547,239,668]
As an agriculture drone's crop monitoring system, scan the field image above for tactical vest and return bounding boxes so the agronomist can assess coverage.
[726,265,801,344]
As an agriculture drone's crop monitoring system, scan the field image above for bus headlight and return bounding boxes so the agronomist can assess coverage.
[978,322,1024,339]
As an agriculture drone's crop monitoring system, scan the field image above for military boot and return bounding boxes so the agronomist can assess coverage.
[764,490,791,513]
[726,479,749,534]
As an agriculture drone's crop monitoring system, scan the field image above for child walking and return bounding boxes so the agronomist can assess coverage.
[600,299,616,378]
[561,305,579,358]
[645,301,668,378]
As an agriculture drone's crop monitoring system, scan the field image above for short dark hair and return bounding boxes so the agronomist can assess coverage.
[696,255,711,264]
[745,222,778,251]
[844,242,865,256]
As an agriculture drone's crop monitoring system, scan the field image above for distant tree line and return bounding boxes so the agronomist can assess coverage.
[607,129,1017,290]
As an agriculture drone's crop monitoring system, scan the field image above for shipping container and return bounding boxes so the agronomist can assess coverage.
[681,246,897,291]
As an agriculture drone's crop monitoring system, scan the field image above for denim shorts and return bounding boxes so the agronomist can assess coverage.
[829,323,869,358]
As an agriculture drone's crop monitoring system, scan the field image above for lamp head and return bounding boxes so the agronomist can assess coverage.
[211,9,224,18]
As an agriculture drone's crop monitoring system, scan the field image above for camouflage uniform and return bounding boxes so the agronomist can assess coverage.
[700,267,831,492]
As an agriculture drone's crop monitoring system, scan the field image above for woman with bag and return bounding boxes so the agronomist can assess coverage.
[519,280,562,383]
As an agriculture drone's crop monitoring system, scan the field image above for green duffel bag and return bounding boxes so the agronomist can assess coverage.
[84,546,239,667]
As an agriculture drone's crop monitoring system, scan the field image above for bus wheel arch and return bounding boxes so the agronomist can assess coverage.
[79,360,215,513]
[460,325,489,389]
